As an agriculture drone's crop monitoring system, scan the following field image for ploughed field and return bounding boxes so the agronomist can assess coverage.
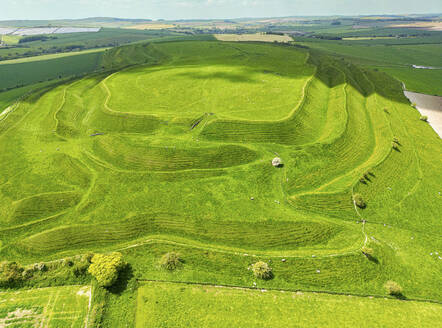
[0,40,441,306]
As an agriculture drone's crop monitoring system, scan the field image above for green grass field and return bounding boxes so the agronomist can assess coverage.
[0,39,441,327]
[136,281,442,328]
[0,50,104,91]
[0,285,91,327]
[296,37,442,95]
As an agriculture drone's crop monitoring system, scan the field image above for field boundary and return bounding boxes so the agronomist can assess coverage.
[136,279,442,305]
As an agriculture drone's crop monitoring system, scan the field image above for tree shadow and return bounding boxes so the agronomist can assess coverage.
[364,254,379,264]
[107,264,134,295]
[392,293,407,300]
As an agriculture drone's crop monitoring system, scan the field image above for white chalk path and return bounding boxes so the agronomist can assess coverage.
[404,90,442,138]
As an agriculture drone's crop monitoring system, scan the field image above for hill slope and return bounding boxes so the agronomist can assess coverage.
[0,40,441,326]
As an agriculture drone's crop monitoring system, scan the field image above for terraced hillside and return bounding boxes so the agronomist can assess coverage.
[0,40,441,325]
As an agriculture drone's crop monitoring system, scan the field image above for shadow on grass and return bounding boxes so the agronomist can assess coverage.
[107,264,134,295]
[392,293,407,300]
[364,254,379,264]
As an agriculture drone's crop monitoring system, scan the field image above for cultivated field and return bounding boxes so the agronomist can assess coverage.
[136,281,442,327]
[389,22,442,31]
[0,49,104,90]
[0,39,441,325]
[126,23,175,30]
[0,48,108,65]
[215,33,293,43]
[0,286,91,327]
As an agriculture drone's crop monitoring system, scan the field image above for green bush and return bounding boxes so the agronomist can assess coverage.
[361,246,374,257]
[0,261,24,287]
[420,115,428,122]
[73,261,91,277]
[353,193,366,209]
[160,252,182,271]
[88,252,126,287]
[384,280,403,296]
[251,261,273,280]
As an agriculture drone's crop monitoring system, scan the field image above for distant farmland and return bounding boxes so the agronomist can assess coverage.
[0,49,105,90]
[215,33,293,42]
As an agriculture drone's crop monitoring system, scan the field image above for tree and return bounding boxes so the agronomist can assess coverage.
[384,280,403,296]
[88,252,126,287]
[251,261,272,280]
[361,246,374,257]
[353,193,366,209]
[160,252,182,271]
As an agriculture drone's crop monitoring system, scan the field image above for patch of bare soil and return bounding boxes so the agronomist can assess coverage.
[390,21,442,31]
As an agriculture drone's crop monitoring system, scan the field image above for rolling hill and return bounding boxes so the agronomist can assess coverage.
[0,39,441,326]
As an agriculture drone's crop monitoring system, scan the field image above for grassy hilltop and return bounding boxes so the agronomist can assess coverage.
[0,40,441,326]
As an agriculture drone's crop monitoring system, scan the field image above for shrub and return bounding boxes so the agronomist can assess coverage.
[160,252,182,271]
[392,142,399,150]
[361,246,374,257]
[251,261,272,280]
[420,115,428,122]
[34,262,47,272]
[88,252,126,287]
[73,261,91,277]
[353,193,366,209]
[82,252,95,263]
[0,261,24,286]
[62,258,74,267]
[384,280,403,296]
[393,137,400,144]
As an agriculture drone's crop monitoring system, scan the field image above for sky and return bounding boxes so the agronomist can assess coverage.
[1,0,441,21]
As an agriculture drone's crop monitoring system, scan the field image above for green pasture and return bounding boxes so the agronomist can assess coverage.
[296,37,442,95]
[0,285,91,327]
[0,39,441,326]
[136,281,442,328]
[379,66,442,95]
[0,50,103,91]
